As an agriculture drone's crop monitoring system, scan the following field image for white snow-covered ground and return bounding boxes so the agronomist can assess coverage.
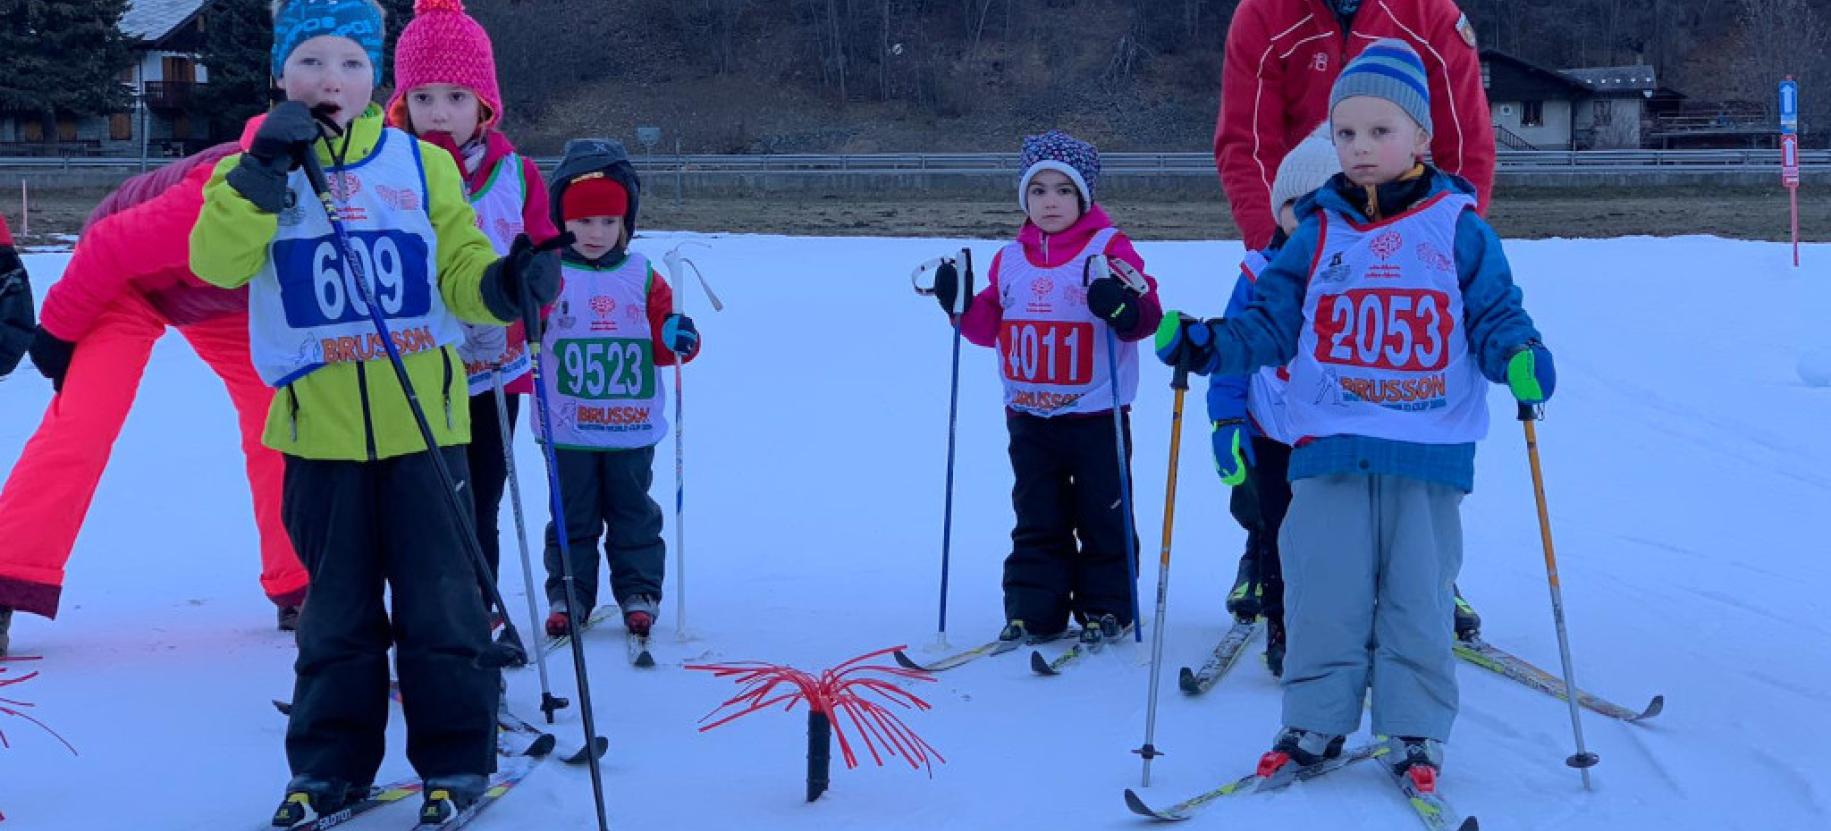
[2,233,1828,830]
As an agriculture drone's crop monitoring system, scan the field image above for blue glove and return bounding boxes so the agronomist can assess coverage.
[662,313,700,358]
[1211,418,1253,486]
[1153,311,1215,372]
[1505,341,1554,404]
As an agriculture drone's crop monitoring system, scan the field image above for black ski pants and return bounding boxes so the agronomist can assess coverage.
[542,445,665,613]
[1002,411,1140,635]
[281,447,501,786]
[466,391,520,586]
[1245,437,1294,626]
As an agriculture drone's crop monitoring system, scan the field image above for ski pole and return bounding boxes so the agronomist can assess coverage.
[912,249,972,649]
[494,368,568,723]
[1520,403,1600,790]
[1086,255,1146,643]
[520,244,612,831]
[660,243,723,639]
[298,147,529,670]
[1135,348,1191,786]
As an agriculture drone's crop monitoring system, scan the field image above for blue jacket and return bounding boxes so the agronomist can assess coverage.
[1203,247,1272,434]
[1201,170,1541,492]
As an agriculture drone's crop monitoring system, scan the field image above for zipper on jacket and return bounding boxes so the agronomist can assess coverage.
[356,361,378,462]
[441,349,455,429]
[286,385,300,443]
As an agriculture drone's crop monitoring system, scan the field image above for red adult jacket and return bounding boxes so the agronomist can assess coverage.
[38,144,245,340]
[1215,0,1494,248]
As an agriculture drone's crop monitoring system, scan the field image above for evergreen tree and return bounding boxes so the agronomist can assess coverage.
[0,0,134,140]
[194,0,274,138]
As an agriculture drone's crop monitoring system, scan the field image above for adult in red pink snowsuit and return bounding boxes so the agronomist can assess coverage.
[1215,0,1495,249]
[0,143,308,625]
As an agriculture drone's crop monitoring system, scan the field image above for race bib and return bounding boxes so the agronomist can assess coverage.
[273,230,431,328]
[1000,320,1095,386]
[1312,288,1454,372]
[555,337,656,400]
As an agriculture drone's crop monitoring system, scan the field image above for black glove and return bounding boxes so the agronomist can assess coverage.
[481,233,566,327]
[1087,275,1142,332]
[226,101,325,214]
[28,326,75,393]
[0,244,32,378]
[661,313,699,358]
[1152,311,1218,373]
[933,260,969,316]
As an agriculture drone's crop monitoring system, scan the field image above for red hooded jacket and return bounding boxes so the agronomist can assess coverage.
[38,144,245,340]
[1215,0,1495,249]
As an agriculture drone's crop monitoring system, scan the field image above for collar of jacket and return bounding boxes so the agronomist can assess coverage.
[1016,204,1116,268]
[560,247,630,271]
[464,130,521,193]
[1299,164,1476,224]
[1331,163,1432,222]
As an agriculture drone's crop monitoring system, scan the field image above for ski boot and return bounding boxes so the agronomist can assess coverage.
[418,773,488,824]
[1078,613,1123,645]
[0,606,12,657]
[1257,727,1345,778]
[621,595,659,638]
[1263,617,1286,678]
[1452,586,1481,642]
[276,604,302,632]
[544,608,571,638]
[272,776,364,827]
[1386,735,1446,794]
[1225,554,1261,623]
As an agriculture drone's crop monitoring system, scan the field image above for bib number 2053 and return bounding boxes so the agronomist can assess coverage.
[276,231,431,328]
[1313,288,1453,372]
[1000,321,1095,386]
[556,338,655,400]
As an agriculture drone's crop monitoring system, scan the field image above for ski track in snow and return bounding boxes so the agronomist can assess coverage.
[2,235,1828,830]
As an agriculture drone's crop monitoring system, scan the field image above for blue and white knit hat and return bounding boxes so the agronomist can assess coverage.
[1017,130,1101,211]
[271,0,387,86]
[1330,39,1432,134]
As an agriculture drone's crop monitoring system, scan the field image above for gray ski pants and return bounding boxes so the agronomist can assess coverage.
[1278,473,1463,741]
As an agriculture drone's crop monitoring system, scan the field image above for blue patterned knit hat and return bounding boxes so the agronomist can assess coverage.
[1017,130,1101,211]
[271,0,387,86]
[1330,39,1432,134]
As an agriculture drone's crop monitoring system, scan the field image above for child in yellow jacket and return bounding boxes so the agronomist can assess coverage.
[186,0,560,822]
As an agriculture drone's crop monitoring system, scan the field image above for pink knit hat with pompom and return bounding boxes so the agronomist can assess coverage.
[385,0,503,131]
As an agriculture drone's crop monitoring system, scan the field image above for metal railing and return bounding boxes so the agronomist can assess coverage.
[4,148,1826,174]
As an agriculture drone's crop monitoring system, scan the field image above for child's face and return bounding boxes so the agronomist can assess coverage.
[406,83,483,144]
[1024,169,1083,235]
[279,36,375,130]
[1278,201,1300,236]
[564,216,625,259]
[1330,96,1430,188]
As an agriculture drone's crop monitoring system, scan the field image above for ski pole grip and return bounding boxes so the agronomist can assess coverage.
[1171,360,1190,392]
[1517,402,1542,422]
[959,248,975,315]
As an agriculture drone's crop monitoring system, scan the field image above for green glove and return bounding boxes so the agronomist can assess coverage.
[1505,342,1556,404]
[1212,419,1251,487]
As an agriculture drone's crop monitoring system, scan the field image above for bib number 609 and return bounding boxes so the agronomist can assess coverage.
[312,235,407,322]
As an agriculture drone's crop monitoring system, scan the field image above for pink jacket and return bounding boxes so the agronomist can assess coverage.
[957,205,1163,349]
[38,144,245,340]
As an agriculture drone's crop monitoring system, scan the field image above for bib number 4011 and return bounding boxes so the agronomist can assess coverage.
[1001,321,1095,386]
[1314,288,1453,372]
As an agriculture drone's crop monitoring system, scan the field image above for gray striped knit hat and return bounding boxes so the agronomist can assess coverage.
[1329,39,1432,134]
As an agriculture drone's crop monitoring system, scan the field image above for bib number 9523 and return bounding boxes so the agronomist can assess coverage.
[556,338,655,400]
[275,231,431,327]
[1313,288,1453,372]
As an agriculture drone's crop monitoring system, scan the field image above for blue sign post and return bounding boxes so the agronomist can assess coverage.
[1780,77,1799,135]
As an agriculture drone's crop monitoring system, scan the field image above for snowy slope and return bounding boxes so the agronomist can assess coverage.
[1,234,1827,830]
